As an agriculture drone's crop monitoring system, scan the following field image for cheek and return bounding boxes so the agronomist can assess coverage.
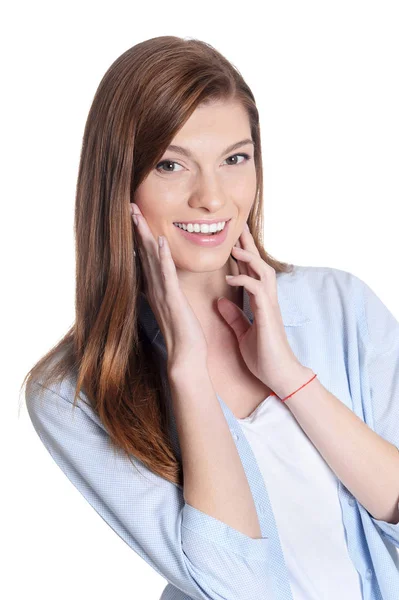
[133,179,176,221]
[230,167,256,193]
[231,181,256,208]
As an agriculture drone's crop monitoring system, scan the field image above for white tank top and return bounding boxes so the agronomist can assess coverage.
[236,393,363,600]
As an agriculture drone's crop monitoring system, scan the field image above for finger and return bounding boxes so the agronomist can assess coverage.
[230,246,263,280]
[225,273,274,329]
[232,238,248,277]
[131,204,180,295]
[131,205,155,274]
[239,224,261,257]
[131,203,166,274]
[233,227,260,278]
[230,241,248,275]
[157,235,180,293]
[131,203,157,251]
[226,272,260,299]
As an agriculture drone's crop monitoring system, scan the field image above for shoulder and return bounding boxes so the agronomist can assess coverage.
[280,263,361,299]
[279,263,358,290]
[277,264,364,328]
[26,368,107,434]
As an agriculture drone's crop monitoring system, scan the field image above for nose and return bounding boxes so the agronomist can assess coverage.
[188,174,227,213]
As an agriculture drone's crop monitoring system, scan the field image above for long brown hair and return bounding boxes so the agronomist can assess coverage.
[20,36,294,487]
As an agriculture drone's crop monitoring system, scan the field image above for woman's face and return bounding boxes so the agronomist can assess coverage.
[132,100,257,274]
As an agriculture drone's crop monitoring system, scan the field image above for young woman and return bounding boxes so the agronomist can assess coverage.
[22,36,399,600]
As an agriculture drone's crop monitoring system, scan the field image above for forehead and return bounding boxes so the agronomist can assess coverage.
[166,101,252,158]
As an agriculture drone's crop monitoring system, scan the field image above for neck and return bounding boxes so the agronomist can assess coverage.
[185,257,243,340]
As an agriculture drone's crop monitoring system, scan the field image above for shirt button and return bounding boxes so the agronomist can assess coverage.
[365,568,373,580]
[348,497,356,506]
[230,429,239,441]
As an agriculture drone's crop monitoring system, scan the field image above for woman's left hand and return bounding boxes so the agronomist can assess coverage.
[217,224,307,398]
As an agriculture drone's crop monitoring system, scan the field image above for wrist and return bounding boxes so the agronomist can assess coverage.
[272,365,315,401]
[167,360,209,384]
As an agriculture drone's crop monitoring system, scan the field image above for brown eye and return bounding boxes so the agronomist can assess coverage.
[224,153,251,165]
[155,153,251,174]
[155,160,183,173]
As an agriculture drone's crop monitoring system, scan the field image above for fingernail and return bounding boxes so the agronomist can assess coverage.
[132,214,138,226]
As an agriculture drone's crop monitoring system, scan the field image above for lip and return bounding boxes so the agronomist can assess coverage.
[173,219,231,247]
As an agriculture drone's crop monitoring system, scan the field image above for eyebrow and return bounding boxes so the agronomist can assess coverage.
[165,138,255,159]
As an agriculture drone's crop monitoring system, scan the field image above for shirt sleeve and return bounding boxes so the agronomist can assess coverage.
[26,382,273,600]
[356,275,399,547]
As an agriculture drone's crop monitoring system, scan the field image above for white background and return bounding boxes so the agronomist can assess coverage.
[4,1,398,598]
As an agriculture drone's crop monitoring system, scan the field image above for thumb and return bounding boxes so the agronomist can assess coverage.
[217,296,252,342]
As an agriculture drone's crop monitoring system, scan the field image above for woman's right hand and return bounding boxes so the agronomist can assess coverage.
[131,202,208,373]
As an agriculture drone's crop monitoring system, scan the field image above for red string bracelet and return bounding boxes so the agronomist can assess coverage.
[268,372,318,403]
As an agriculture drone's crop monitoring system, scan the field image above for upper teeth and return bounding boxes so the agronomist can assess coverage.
[174,221,227,233]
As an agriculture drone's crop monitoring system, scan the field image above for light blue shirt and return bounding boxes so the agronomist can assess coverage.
[26,265,399,599]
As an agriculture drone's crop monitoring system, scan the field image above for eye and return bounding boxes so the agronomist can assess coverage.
[223,153,251,166]
[155,153,252,174]
[155,160,184,174]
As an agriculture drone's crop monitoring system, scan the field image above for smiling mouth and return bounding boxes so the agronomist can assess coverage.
[173,224,220,236]
[171,219,232,248]
[173,219,231,236]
